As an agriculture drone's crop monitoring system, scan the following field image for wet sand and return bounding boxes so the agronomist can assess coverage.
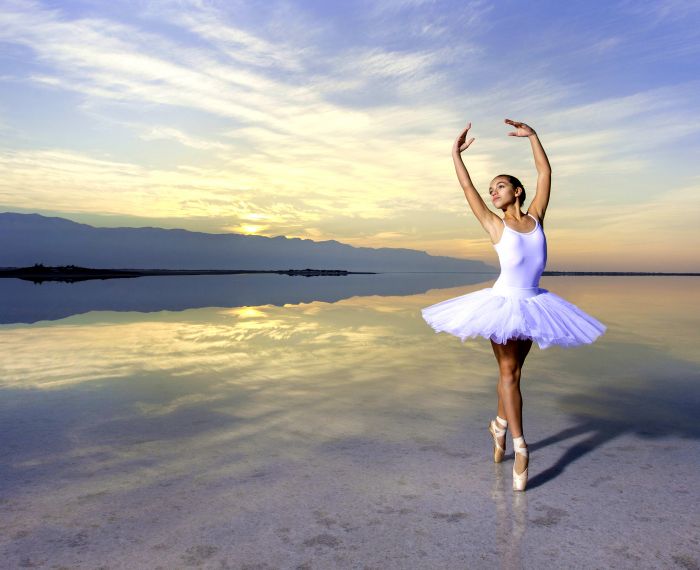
[2,411,698,569]
[2,275,698,568]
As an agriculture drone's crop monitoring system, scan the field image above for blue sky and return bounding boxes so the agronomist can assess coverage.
[0,0,698,270]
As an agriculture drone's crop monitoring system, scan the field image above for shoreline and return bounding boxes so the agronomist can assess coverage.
[0,264,376,283]
[1,264,697,284]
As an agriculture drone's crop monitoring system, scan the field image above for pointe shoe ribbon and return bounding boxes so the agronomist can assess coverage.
[512,441,529,491]
[488,419,507,462]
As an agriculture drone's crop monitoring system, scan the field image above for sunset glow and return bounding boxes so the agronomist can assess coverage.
[1,0,698,271]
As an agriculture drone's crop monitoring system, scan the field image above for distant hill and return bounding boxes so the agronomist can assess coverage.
[0,212,496,273]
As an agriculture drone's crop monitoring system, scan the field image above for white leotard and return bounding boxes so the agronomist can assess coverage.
[492,213,547,292]
[421,211,606,348]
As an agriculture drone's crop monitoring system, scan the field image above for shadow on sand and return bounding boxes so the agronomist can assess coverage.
[525,367,699,490]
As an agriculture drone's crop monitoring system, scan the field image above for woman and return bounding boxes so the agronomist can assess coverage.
[421,119,607,491]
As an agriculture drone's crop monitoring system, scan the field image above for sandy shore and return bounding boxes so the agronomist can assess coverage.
[2,275,698,568]
[2,411,698,569]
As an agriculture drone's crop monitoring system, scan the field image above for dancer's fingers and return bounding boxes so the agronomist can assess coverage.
[460,137,475,150]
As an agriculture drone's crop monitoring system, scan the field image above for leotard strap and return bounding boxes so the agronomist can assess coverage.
[502,213,538,233]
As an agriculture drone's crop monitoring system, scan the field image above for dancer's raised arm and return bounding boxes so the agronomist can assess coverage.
[505,118,551,221]
[452,122,501,234]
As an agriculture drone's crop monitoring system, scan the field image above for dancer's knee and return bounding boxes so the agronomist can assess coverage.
[498,367,521,388]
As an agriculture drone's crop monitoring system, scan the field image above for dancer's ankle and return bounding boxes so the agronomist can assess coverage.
[496,415,508,428]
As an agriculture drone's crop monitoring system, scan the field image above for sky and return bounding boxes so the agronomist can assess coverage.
[0,0,699,271]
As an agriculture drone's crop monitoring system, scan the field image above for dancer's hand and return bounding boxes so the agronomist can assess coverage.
[505,118,536,137]
[453,122,475,154]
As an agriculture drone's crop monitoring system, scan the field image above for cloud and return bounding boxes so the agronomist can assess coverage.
[154,4,313,72]
[0,0,698,270]
[617,0,700,24]
[139,127,232,150]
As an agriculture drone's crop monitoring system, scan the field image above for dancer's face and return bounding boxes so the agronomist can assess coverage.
[489,177,514,207]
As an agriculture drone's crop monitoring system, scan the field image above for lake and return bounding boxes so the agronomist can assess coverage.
[1,273,698,568]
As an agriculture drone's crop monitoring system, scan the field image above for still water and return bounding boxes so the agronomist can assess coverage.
[1,273,698,568]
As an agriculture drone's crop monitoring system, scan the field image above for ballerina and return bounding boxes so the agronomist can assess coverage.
[421,119,607,491]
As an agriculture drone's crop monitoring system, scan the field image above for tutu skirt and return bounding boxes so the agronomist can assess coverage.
[421,284,607,350]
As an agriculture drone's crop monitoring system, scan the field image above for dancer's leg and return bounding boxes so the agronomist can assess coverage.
[491,338,526,437]
[497,383,507,421]
[517,338,533,369]
[495,338,530,424]
[492,338,533,489]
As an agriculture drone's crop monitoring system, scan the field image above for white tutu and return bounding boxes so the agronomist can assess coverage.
[421,284,607,350]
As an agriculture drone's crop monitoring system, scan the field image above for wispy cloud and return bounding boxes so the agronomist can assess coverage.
[0,0,698,269]
[139,127,232,150]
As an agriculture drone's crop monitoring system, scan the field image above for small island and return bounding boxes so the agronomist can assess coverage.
[0,263,377,284]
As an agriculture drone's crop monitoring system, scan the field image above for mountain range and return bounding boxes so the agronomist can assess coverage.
[0,212,495,273]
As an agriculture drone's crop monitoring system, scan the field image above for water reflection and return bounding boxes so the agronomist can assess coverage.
[491,463,528,567]
[0,275,698,566]
[0,271,497,324]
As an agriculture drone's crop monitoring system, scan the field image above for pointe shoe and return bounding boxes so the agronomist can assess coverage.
[513,440,529,492]
[488,418,507,463]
